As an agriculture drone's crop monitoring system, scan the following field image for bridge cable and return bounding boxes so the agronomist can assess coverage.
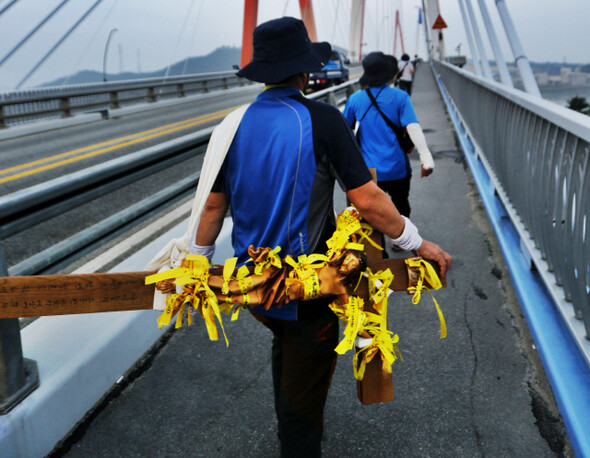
[282,0,290,16]
[330,0,341,44]
[15,0,105,89]
[62,0,120,86]
[333,0,349,51]
[0,0,18,17]
[161,0,197,84]
[0,0,71,68]
[181,0,206,76]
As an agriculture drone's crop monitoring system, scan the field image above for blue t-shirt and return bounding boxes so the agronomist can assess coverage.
[343,85,418,181]
[214,86,372,320]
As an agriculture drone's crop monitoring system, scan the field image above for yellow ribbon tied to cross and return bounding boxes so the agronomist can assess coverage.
[145,254,229,345]
[249,246,282,274]
[325,209,365,259]
[353,313,402,381]
[284,253,329,300]
[329,296,367,355]
[405,257,447,339]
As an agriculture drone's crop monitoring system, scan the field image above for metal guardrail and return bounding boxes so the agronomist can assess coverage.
[432,59,590,456]
[432,59,590,340]
[0,129,212,276]
[0,71,256,127]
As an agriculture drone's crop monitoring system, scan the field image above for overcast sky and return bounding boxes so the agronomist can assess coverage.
[0,0,588,92]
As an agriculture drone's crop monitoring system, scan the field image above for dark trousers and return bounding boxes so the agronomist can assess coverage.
[398,79,413,96]
[252,309,339,458]
[378,173,412,218]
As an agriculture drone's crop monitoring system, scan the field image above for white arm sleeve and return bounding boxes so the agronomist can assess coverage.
[406,122,434,170]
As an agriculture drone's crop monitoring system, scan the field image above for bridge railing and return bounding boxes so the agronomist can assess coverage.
[0,71,256,127]
[433,60,590,454]
[433,59,590,339]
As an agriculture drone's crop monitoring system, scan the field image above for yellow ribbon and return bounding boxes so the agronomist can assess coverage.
[221,257,238,295]
[357,222,384,251]
[367,268,393,315]
[227,265,252,321]
[326,209,363,259]
[253,246,282,275]
[405,257,447,339]
[284,253,329,300]
[330,296,366,355]
[147,206,447,393]
[353,323,402,380]
[147,255,229,345]
[326,209,384,261]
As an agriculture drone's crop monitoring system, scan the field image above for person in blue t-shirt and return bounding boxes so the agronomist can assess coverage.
[192,18,451,458]
[344,51,434,225]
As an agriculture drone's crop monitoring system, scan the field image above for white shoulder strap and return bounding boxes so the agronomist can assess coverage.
[145,104,249,308]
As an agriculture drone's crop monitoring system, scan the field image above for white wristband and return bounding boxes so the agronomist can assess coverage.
[189,242,215,262]
[391,216,423,251]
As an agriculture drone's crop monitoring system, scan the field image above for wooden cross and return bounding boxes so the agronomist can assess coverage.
[0,171,446,405]
[345,169,447,404]
[0,255,445,406]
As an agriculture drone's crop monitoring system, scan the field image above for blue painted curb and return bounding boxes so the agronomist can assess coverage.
[432,66,590,458]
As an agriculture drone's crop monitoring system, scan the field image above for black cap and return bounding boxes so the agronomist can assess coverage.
[359,51,397,87]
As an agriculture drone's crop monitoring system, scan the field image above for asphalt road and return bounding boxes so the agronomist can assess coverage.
[0,86,261,270]
[0,87,261,194]
[51,64,573,457]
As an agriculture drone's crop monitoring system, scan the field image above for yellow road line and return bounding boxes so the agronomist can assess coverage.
[0,108,237,185]
[0,105,238,182]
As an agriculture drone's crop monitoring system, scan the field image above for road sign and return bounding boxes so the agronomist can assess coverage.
[432,14,448,29]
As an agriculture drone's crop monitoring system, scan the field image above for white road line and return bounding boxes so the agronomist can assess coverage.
[73,200,192,274]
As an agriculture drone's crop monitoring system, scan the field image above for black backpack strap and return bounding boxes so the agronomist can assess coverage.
[358,87,384,122]
[364,88,404,138]
[395,62,409,80]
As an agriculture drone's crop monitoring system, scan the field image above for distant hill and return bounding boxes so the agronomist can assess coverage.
[41,46,241,87]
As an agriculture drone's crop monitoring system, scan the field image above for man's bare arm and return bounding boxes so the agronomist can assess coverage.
[195,192,229,246]
[346,181,405,238]
[346,181,452,276]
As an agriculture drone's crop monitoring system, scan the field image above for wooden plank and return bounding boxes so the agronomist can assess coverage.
[0,257,445,320]
[0,272,157,318]
[355,218,395,405]
[371,258,447,289]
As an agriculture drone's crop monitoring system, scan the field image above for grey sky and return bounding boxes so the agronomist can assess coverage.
[0,0,588,92]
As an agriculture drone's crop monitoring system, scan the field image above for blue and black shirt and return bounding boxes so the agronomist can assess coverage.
[343,84,418,181]
[213,86,372,320]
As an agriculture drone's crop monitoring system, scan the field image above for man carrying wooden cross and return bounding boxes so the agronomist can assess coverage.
[186,17,452,458]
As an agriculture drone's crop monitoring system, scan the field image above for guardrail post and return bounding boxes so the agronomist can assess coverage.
[109,91,120,109]
[346,84,355,98]
[147,87,157,103]
[59,97,72,118]
[327,91,337,107]
[0,248,39,415]
[177,83,185,98]
[201,81,208,93]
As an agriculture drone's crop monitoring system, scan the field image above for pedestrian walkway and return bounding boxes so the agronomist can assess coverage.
[56,64,571,457]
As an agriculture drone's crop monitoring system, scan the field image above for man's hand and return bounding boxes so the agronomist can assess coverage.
[414,240,452,277]
[421,165,433,178]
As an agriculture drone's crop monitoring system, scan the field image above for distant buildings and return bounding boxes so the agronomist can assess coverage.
[532,63,590,88]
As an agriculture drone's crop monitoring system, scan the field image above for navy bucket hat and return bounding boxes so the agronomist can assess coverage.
[237,17,332,84]
[359,51,397,87]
